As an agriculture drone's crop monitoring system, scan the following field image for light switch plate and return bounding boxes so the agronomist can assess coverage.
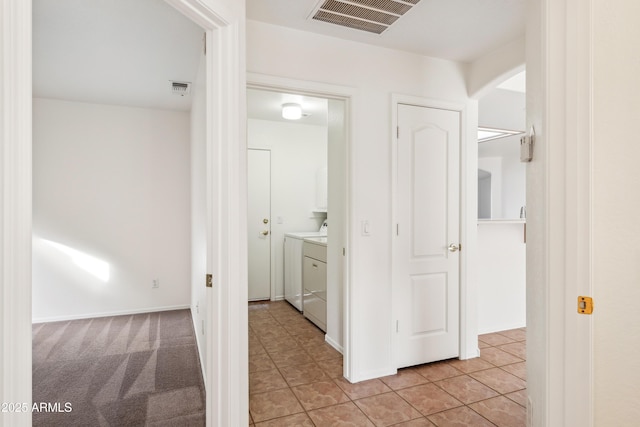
[361,220,371,236]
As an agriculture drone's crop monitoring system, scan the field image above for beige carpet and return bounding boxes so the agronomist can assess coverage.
[32,309,205,426]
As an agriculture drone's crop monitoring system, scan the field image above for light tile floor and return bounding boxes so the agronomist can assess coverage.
[249,301,526,426]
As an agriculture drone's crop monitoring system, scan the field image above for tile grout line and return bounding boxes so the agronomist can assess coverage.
[249,302,527,426]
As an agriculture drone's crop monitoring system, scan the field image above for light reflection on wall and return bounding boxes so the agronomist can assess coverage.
[41,239,110,282]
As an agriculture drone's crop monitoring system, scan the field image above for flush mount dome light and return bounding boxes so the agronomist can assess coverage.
[282,103,303,120]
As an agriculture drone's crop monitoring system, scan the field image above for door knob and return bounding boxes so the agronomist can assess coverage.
[263,218,269,224]
[261,230,269,236]
[448,243,461,252]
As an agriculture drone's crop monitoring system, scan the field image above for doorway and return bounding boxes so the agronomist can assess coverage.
[246,78,351,362]
[2,0,247,424]
[30,0,215,424]
[476,70,527,335]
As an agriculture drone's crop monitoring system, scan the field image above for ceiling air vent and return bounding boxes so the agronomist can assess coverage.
[310,0,421,34]
[170,81,191,96]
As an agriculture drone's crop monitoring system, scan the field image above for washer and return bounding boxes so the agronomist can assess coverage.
[283,221,327,311]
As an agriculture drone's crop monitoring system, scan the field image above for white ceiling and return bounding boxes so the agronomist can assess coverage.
[247,89,329,126]
[247,0,526,63]
[497,71,526,93]
[33,0,203,111]
[33,0,525,114]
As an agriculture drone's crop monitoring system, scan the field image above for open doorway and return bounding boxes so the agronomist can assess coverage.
[247,90,331,303]
[31,0,208,424]
[246,82,350,362]
[476,70,527,335]
[2,0,247,424]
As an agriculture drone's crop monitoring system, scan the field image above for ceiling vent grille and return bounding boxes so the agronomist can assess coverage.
[170,81,191,96]
[310,0,421,34]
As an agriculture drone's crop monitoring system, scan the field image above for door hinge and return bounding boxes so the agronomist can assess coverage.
[578,296,593,314]
[396,224,399,236]
[396,320,399,332]
[343,247,346,256]
[206,273,213,288]
[397,126,400,139]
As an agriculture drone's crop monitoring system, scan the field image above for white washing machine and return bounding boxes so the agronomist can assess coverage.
[283,220,327,311]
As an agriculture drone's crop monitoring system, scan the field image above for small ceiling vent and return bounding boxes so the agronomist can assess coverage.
[310,0,421,34]
[170,81,191,96]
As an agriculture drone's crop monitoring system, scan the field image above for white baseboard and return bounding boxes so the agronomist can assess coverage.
[32,304,191,323]
[349,367,398,384]
[460,348,481,360]
[478,322,527,335]
[191,307,207,390]
[325,334,343,354]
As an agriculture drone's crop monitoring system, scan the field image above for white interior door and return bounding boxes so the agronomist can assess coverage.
[393,103,461,369]
[248,149,271,300]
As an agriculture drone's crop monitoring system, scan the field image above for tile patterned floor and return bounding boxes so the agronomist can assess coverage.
[249,301,527,426]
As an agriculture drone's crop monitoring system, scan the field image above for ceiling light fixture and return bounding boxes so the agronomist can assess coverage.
[282,103,303,120]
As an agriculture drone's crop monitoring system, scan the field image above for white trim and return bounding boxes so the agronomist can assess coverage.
[191,307,207,390]
[526,0,594,424]
[246,73,356,381]
[165,3,248,426]
[390,94,477,368]
[32,305,191,324]
[247,73,357,99]
[1,0,33,425]
[324,334,344,354]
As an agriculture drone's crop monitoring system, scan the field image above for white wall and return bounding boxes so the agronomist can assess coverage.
[247,119,328,299]
[248,20,475,381]
[190,54,207,373]
[593,1,640,423]
[32,98,191,321]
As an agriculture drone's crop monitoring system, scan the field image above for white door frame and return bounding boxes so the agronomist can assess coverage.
[391,94,478,364]
[167,3,247,426]
[1,2,33,424]
[525,0,593,424]
[0,0,247,425]
[246,72,356,379]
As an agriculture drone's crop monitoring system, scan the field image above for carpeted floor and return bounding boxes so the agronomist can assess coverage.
[32,309,206,426]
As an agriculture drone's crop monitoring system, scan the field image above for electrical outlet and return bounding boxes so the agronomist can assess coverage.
[152,279,159,289]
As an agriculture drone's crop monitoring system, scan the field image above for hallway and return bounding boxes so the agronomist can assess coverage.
[249,301,526,426]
